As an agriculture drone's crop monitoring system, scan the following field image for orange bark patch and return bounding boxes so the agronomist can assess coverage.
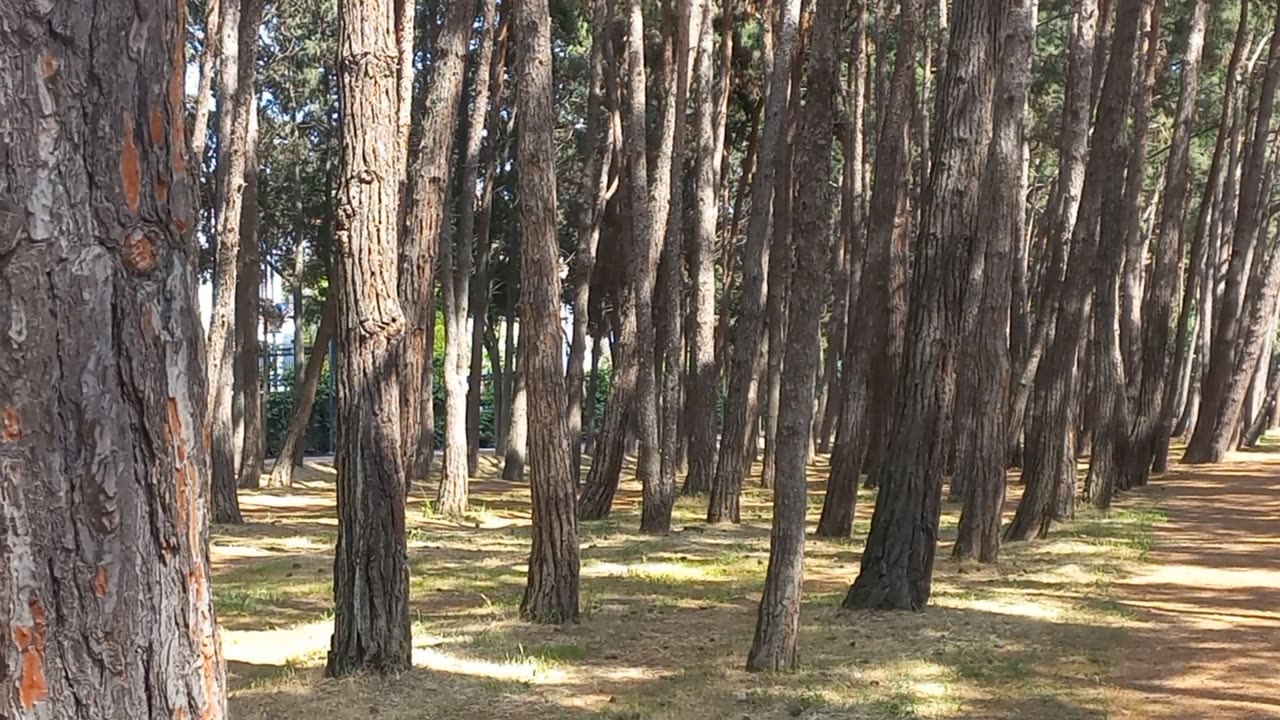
[13,599,49,708]
[155,178,169,204]
[2,407,19,441]
[120,113,141,213]
[168,398,190,533]
[121,228,158,275]
[150,108,165,146]
[40,50,57,79]
[169,4,187,179]
[94,566,109,597]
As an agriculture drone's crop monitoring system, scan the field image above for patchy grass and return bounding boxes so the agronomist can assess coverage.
[218,454,1161,720]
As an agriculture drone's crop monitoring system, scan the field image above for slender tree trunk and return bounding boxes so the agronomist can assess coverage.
[439,0,498,519]
[208,0,264,525]
[844,0,998,611]
[236,103,264,490]
[515,0,581,622]
[269,295,337,487]
[326,0,411,676]
[1124,0,1208,490]
[191,0,222,168]
[1006,0,1144,541]
[952,0,1033,563]
[400,2,470,483]
[584,324,605,456]
[746,0,844,670]
[708,0,803,523]
[1242,352,1280,448]
[502,332,529,482]
[0,0,227,712]
[1185,14,1280,463]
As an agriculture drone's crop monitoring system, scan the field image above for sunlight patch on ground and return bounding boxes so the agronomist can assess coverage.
[224,621,330,666]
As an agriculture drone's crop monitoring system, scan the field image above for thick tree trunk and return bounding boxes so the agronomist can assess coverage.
[707,0,802,524]
[208,0,264,525]
[514,0,581,623]
[1184,14,1280,463]
[1006,0,1144,541]
[439,0,498,519]
[844,0,998,611]
[567,0,616,489]
[0,0,227,713]
[952,0,1033,563]
[326,0,412,676]
[400,2,469,483]
[235,103,264,490]
[1124,0,1209,490]
[682,0,721,496]
[816,0,914,537]
[747,0,843,670]
[269,294,337,487]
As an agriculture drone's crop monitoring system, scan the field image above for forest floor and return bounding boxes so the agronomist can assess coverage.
[212,446,1272,720]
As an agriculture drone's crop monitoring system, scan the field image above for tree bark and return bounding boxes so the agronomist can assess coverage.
[502,332,529,482]
[235,102,264,490]
[269,294,336,487]
[0,0,228,712]
[326,0,412,676]
[400,1,470,484]
[746,0,843,671]
[708,0,803,523]
[952,0,1034,563]
[514,0,582,623]
[191,0,222,169]
[844,0,998,611]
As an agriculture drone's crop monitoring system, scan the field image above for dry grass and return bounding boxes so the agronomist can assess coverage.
[217,453,1162,719]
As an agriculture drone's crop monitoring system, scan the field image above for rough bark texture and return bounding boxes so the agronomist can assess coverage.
[708,0,802,524]
[191,0,222,168]
[0,0,228,714]
[1185,13,1280,463]
[1006,0,1144,542]
[952,0,1033,563]
[439,0,498,519]
[515,0,581,623]
[400,1,469,484]
[844,0,998,611]
[235,103,263,490]
[326,0,411,676]
[502,342,529,482]
[817,0,914,537]
[269,294,336,487]
[208,0,264,525]
[746,0,843,671]
[1124,0,1208,490]
[682,0,720,497]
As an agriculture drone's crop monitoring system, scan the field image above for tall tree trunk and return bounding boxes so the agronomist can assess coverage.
[707,0,802,523]
[584,323,605,456]
[514,0,582,622]
[815,0,914,537]
[844,0,998,611]
[236,103,264,490]
[0,0,228,711]
[326,0,411,677]
[269,294,337,487]
[568,0,617,488]
[208,0,264,525]
[682,0,721,496]
[191,0,222,168]
[746,0,844,670]
[1184,13,1280,463]
[502,331,529,482]
[1124,0,1208,490]
[952,0,1034,563]
[1006,0,1145,542]
[439,0,498,519]
[400,2,470,483]
[1242,352,1280,448]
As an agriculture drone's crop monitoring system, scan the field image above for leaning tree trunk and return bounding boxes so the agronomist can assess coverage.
[269,294,336,487]
[399,1,470,484]
[746,0,844,670]
[235,103,264,490]
[1125,0,1208,490]
[844,0,998,611]
[0,0,227,713]
[1006,0,1144,542]
[325,0,411,677]
[208,0,264,525]
[952,0,1034,563]
[708,0,803,523]
[439,0,498,519]
[515,0,582,623]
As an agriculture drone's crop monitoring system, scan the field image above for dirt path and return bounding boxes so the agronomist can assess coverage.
[1115,450,1280,719]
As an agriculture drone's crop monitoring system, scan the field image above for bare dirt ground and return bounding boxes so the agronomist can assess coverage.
[1113,449,1280,720]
